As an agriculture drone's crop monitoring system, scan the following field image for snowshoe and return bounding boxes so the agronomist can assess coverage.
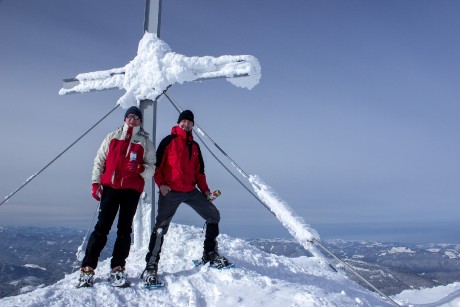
[194,251,234,269]
[77,266,95,288]
[109,266,131,288]
[142,266,164,289]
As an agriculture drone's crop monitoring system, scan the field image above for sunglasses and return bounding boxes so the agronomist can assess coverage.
[126,114,140,120]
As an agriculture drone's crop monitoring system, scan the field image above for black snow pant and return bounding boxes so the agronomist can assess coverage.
[145,189,221,267]
[82,186,141,270]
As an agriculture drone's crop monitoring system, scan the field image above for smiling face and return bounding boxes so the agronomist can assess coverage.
[178,119,194,132]
[125,114,142,127]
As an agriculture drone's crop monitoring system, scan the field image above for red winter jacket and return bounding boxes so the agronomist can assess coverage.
[154,126,210,193]
[92,124,156,193]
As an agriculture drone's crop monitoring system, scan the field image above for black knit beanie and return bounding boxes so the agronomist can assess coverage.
[177,110,194,124]
[124,106,142,121]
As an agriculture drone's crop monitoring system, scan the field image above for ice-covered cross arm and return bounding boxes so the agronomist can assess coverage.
[59,33,261,108]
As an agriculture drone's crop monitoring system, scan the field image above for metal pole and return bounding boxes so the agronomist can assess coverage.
[140,99,157,230]
[144,0,162,34]
[142,0,162,230]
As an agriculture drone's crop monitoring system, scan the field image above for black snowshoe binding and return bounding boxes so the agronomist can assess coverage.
[109,266,130,288]
[77,266,95,288]
[201,250,233,269]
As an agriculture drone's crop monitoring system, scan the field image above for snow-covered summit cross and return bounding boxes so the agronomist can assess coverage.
[59,0,260,248]
[59,32,261,108]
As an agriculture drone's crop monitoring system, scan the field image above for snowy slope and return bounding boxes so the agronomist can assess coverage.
[0,223,394,307]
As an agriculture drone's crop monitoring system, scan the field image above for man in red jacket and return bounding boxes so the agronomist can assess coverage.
[142,110,230,287]
[78,106,156,288]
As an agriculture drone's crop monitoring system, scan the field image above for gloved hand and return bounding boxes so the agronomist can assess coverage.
[127,160,145,173]
[91,183,102,201]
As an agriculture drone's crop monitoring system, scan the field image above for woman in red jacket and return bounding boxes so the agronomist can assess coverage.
[142,110,231,287]
[78,106,156,288]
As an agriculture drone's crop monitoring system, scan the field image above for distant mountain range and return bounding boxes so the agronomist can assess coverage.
[250,238,460,295]
[1,226,459,299]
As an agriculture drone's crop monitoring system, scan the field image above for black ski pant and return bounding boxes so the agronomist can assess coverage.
[82,186,140,270]
[145,189,220,267]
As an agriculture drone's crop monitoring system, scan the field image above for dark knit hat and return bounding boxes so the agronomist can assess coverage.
[177,110,194,124]
[125,106,142,121]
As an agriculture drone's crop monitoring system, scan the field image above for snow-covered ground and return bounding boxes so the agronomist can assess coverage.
[0,223,458,307]
[0,223,384,306]
[394,283,460,307]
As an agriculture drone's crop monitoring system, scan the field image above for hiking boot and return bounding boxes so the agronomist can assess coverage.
[202,250,232,269]
[109,266,130,287]
[77,266,95,288]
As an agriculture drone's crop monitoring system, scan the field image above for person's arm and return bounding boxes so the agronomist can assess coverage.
[92,132,112,184]
[139,137,156,179]
[153,135,173,187]
[194,142,210,194]
[90,131,112,201]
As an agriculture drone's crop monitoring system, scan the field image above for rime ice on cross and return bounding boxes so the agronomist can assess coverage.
[59,33,261,108]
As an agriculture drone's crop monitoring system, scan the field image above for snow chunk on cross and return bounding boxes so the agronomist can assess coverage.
[59,33,261,108]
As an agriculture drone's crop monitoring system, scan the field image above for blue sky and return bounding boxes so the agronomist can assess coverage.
[1,0,459,243]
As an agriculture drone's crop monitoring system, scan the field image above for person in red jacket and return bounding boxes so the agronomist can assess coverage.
[78,106,156,288]
[142,110,230,286]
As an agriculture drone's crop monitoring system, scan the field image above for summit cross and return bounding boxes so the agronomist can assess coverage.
[59,0,260,244]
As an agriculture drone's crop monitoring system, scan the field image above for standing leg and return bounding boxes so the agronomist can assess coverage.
[184,189,221,254]
[82,186,119,269]
[145,191,184,268]
[204,222,219,254]
[111,188,141,269]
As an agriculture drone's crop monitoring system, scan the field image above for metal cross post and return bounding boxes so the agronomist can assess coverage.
[140,0,162,229]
